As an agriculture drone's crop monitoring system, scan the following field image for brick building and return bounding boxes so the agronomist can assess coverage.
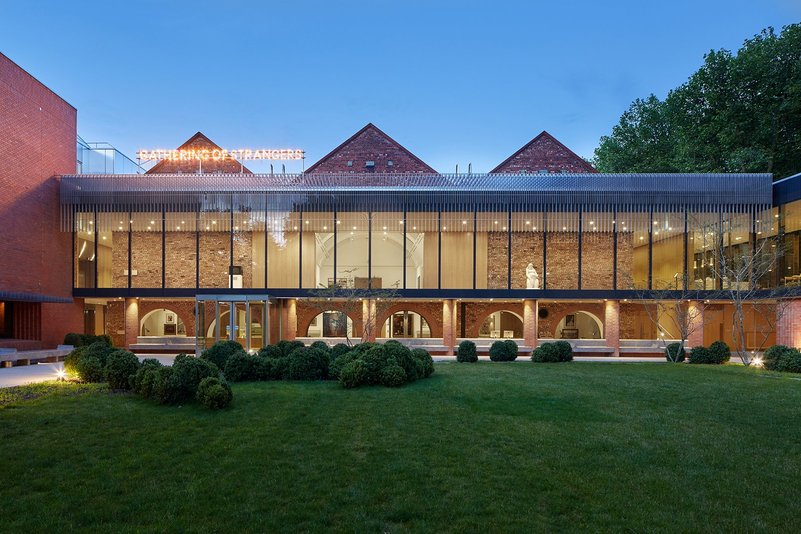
[4,52,801,358]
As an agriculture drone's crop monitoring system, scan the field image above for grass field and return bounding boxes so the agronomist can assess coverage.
[1,362,800,532]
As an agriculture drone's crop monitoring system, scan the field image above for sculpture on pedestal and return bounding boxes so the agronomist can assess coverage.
[526,263,539,289]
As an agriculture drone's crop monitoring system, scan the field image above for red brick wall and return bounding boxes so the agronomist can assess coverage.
[491,131,597,174]
[146,132,252,174]
[0,53,82,346]
[306,124,435,174]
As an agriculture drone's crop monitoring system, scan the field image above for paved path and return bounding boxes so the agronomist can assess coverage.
[0,362,65,388]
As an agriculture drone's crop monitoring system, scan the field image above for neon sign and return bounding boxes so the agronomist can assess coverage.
[136,148,304,161]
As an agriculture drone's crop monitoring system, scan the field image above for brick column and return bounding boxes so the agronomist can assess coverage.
[687,300,704,348]
[124,298,139,349]
[776,299,801,348]
[604,300,620,357]
[362,299,377,342]
[523,299,538,350]
[281,299,297,341]
[443,299,456,355]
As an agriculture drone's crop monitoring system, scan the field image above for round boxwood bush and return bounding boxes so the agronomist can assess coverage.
[287,347,330,380]
[360,346,390,384]
[224,351,256,382]
[63,332,83,347]
[708,341,731,364]
[329,351,357,380]
[151,366,179,404]
[553,341,573,362]
[83,340,115,368]
[688,346,714,364]
[310,340,330,353]
[196,377,233,409]
[64,346,87,377]
[381,364,407,387]
[531,343,560,363]
[201,340,243,371]
[776,348,801,373]
[132,359,162,397]
[258,344,283,359]
[665,342,686,363]
[75,355,105,382]
[411,348,434,378]
[489,340,517,362]
[105,349,140,390]
[170,356,220,401]
[331,343,352,360]
[385,342,419,382]
[277,339,305,357]
[763,345,793,371]
[457,340,478,363]
[339,359,368,389]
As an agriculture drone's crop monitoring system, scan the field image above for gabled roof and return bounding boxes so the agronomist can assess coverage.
[305,123,436,174]
[490,131,597,174]
[145,132,252,174]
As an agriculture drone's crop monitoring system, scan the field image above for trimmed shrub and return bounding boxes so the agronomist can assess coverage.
[287,347,330,381]
[105,349,140,390]
[776,348,801,373]
[665,342,686,363]
[329,351,357,380]
[83,341,114,368]
[385,342,419,382]
[457,340,478,363]
[63,332,83,347]
[196,377,233,409]
[170,356,220,401]
[151,367,179,404]
[763,345,793,371]
[339,360,368,389]
[132,359,162,396]
[708,341,731,364]
[381,365,407,387]
[277,340,305,357]
[64,346,87,377]
[258,344,283,359]
[361,346,390,384]
[688,346,714,364]
[174,353,190,366]
[310,340,331,353]
[201,340,243,371]
[411,348,434,378]
[63,333,112,347]
[224,351,256,382]
[531,343,560,363]
[76,355,105,383]
[331,343,351,360]
[489,340,517,362]
[553,341,573,362]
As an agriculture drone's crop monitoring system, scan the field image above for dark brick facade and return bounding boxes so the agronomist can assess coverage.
[490,131,597,174]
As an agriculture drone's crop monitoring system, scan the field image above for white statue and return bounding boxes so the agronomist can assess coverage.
[526,263,539,289]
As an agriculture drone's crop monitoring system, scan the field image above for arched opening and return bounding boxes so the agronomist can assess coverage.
[380,310,431,338]
[141,308,186,337]
[306,311,354,338]
[479,310,523,338]
[555,311,603,339]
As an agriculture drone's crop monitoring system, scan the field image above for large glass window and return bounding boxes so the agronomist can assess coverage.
[74,212,95,288]
[233,211,266,289]
[302,212,332,289]
[406,212,438,289]
[689,212,718,290]
[440,212,474,289]
[131,212,163,288]
[335,212,369,288]
[478,212,508,289]
[617,212,650,290]
[545,212,579,290]
[165,212,197,289]
[199,211,229,289]
[782,200,801,286]
[267,211,300,288]
[511,212,544,290]
[371,212,405,290]
[581,212,614,290]
[651,211,685,290]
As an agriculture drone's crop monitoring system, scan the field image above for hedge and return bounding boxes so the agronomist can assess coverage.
[457,340,478,363]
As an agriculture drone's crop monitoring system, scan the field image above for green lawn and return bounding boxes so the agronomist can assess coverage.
[2,363,800,532]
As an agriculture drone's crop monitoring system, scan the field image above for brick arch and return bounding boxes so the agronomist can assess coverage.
[138,300,195,337]
[464,303,524,337]
[375,303,442,339]
[537,303,605,339]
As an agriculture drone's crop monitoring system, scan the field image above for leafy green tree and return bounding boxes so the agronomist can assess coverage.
[595,24,801,179]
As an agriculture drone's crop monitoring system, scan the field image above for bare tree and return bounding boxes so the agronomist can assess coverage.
[306,267,401,346]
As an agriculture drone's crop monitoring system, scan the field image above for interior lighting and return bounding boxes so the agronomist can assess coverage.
[413,226,417,230]
[102,236,106,240]
[323,225,328,230]
[212,221,217,225]
[150,220,155,225]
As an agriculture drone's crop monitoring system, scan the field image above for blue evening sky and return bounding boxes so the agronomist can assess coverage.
[2,0,799,173]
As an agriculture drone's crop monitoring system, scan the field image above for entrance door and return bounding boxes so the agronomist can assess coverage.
[195,295,270,355]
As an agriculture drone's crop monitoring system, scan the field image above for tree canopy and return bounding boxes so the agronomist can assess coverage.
[594,24,801,179]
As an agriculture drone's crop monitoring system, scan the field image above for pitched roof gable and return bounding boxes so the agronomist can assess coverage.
[145,132,252,174]
[305,123,436,174]
[490,131,597,174]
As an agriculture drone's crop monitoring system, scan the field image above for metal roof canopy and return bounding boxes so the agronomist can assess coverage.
[59,172,773,224]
